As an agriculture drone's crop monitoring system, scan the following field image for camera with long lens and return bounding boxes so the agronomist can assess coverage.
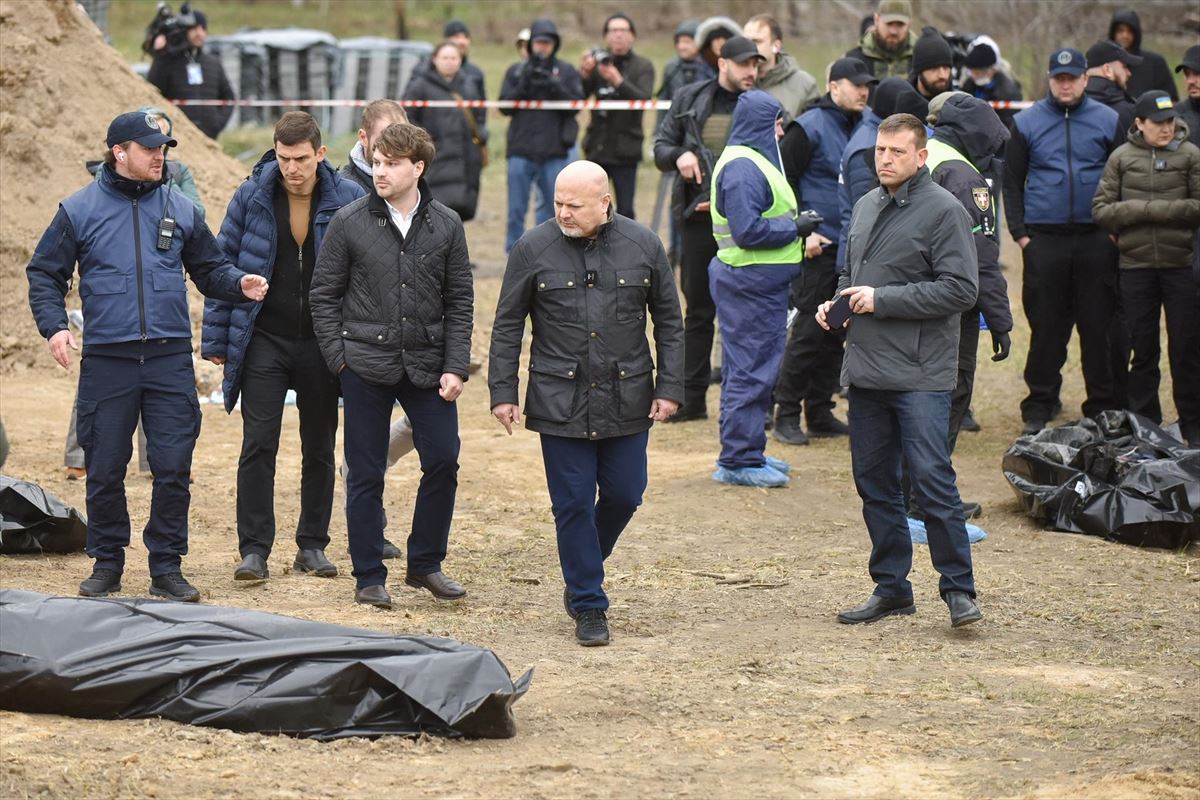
[142,1,197,56]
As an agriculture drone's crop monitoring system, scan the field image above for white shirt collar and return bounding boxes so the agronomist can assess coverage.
[386,190,420,237]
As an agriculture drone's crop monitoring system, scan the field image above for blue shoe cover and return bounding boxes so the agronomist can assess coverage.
[712,465,789,487]
[764,456,791,474]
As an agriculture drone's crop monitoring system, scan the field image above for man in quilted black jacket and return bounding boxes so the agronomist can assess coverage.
[311,123,474,610]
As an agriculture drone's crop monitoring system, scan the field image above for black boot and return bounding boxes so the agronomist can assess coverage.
[772,415,809,445]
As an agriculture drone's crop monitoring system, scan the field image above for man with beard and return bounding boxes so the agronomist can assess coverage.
[743,13,819,120]
[909,32,954,100]
[488,161,683,644]
[1086,40,1143,142]
[1176,46,1200,147]
[846,0,918,80]
[653,36,762,423]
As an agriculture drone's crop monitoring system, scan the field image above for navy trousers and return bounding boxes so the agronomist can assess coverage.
[540,431,648,612]
[75,351,200,576]
[341,368,460,590]
[709,258,801,468]
[848,388,975,600]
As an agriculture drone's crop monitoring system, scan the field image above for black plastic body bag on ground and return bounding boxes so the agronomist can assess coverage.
[0,476,87,554]
[1003,411,1200,549]
[0,590,532,739]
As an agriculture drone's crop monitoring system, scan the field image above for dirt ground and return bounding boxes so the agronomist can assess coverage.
[3,256,1199,798]
[2,2,1198,796]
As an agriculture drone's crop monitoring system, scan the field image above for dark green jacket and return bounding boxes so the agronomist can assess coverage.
[845,29,918,80]
[1092,122,1200,270]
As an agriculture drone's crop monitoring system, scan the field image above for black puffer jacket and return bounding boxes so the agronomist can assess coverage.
[310,180,473,387]
[403,64,486,221]
[146,46,235,139]
[488,213,684,439]
[1086,76,1136,146]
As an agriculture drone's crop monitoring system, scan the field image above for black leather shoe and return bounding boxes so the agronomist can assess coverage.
[234,553,268,582]
[381,538,402,560]
[946,591,982,627]
[79,568,122,597]
[772,416,809,446]
[963,501,983,519]
[355,584,393,609]
[1022,419,1046,436]
[405,570,467,601]
[293,549,338,577]
[575,608,610,646]
[709,366,722,385]
[150,572,201,603]
[563,587,577,620]
[806,414,850,437]
[837,594,915,624]
[961,408,981,432]
[663,403,708,423]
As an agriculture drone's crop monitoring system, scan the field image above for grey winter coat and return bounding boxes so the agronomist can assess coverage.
[488,212,684,439]
[839,167,979,392]
[309,181,473,387]
[758,53,819,121]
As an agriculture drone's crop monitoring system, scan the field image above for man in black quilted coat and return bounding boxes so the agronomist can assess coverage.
[311,123,474,610]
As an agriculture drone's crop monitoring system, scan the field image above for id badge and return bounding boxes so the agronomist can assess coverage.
[186,62,203,85]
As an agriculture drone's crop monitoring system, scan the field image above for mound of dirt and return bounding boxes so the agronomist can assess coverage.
[0,0,248,375]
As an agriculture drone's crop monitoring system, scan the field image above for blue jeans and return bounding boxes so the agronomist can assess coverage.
[540,431,648,612]
[506,154,569,252]
[341,369,460,589]
[848,388,975,600]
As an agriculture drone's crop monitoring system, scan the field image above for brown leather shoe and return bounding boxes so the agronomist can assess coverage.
[64,467,86,480]
[354,584,393,609]
[404,570,467,601]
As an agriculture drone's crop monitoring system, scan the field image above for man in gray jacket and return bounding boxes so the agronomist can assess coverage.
[817,113,981,628]
[489,161,684,646]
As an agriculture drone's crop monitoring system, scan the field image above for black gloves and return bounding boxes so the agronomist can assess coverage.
[795,210,823,239]
[991,330,1011,362]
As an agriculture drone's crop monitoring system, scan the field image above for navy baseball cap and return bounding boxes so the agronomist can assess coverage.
[1047,47,1087,77]
[106,111,177,148]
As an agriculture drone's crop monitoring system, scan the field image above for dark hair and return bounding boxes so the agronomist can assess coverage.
[374,122,436,168]
[274,111,322,151]
[360,99,408,133]
[746,14,782,44]
[432,40,462,61]
[603,12,635,36]
[877,112,928,149]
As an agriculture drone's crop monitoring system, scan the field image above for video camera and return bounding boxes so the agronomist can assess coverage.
[141,2,197,56]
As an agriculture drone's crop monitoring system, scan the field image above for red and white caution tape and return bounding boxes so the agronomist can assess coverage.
[170,97,1037,110]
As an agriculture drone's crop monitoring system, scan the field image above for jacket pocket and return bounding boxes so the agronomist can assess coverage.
[341,320,392,345]
[616,355,654,421]
[525,355,578,423]
[535,271,580,323]
[424,322,444,346]
[615,268,651,322]
[79,273,127,297]
[150,268,187,293]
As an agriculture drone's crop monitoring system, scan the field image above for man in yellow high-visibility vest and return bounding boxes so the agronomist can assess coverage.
[709,89,820,487]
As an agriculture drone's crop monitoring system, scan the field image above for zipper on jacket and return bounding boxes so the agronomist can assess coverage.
[298,244,305,338]
[1064,108,1076,224]
[1149,147,1159,265]
[132,199,147,344]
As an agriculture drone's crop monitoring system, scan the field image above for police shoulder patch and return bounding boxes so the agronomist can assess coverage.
[972,186,990,212]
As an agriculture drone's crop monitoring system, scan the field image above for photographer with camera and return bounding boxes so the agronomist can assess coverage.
[145,4,235,140]
[499,18,584,253]
[579,13,654,220]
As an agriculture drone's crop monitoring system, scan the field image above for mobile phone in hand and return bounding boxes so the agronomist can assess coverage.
[826,294,853,329]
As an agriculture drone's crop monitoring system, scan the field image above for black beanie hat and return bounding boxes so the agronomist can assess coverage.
[912,33,953,73]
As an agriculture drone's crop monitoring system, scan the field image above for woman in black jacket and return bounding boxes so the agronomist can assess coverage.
[402,42,487,221]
